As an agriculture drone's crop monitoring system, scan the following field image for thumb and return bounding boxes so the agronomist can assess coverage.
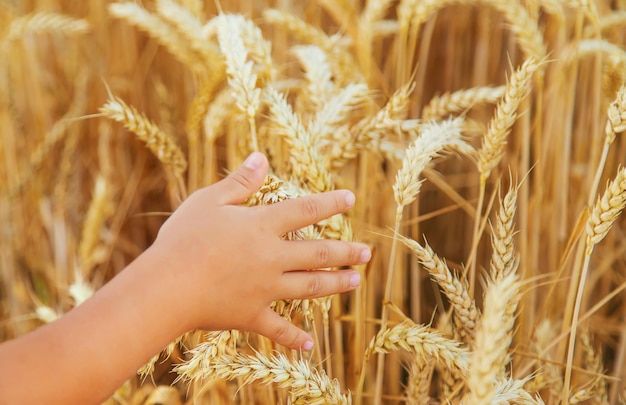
[254,308,315,351]
[214,152,268,205]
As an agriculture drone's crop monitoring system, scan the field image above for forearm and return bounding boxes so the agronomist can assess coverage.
[0,247,187,404]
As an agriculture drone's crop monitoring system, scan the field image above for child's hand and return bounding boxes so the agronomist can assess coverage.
[148,152,370,350]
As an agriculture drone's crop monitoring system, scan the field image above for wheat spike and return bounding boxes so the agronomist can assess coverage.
[367,320,470,373]
[265,87,332,193]
[405,359,432,405]
[398,235,479,344]
[422,85,506,121]
[586,167,626,255]
[489,184,519,282]
[292,45,335,114]
[109,2,205,71]
[155,0,217,64]
[605,84,626,144]
[7,12,89,41]
[394,117,468,209]
[78,175,112,274]
[100,96,187,179]
[330,82,414,169]
[216,14,262,151]
[478,58,539,180]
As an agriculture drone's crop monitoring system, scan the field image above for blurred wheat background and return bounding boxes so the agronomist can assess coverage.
[2,0,626,403]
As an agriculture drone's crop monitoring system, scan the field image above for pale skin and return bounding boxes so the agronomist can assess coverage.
[0,152,371,404]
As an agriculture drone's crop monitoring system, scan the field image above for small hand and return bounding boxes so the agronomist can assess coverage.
[150,152,370,350]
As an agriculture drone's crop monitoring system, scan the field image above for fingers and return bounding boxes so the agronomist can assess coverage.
[263,190,355,234]
[254,308,315,351]
[211,152,269,205]
[277,268,361,299]
[279,240,371,271]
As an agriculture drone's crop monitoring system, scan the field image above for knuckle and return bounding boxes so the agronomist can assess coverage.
[315,245,331,267]
[306,274,323,297]
[228,171,254,192]
[300,198,322,221]
[273,323,297,347]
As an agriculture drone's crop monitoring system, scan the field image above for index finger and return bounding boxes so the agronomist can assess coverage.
[263,190,355,235]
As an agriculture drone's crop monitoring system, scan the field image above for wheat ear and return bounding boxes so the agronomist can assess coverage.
[367,320,470,373]
[100,96,187,180]
[490,183,519,282]
[184,351,350,404]
[265,87,332,193]
[216,15,261,152]
[397,235,479,344]
[422,85,506,121]
[465,273,521,404]
[78,176,112,274]
[7,12,89,41]
[108,2,205,71]
[478,58,539,180]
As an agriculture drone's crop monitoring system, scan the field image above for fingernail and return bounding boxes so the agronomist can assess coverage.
[303,340,314,351]
[360,248,371,263]
[345,191,355,208]
[350,272,361,288]
[243,152,264,170]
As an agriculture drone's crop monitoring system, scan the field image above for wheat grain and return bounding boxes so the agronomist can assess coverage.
[308,83,369,141]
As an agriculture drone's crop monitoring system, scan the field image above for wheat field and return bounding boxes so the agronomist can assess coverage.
[2,0,626,404]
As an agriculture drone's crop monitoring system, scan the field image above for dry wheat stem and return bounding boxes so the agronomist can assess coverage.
[465,273,521,404]
[100,96,187,181]
[564,167,626,402]
[403,0,546,62]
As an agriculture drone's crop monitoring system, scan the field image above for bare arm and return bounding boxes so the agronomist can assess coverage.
[0,152,370,404]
